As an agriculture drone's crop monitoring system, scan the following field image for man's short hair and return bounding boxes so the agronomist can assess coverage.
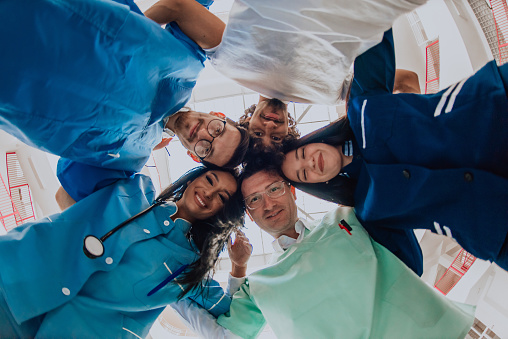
[239,148,285,191]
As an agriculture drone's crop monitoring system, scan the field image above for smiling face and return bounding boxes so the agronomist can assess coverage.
[248,101,289,147]
[166,111,241,167]
[176,170,238,222]
[281,143,344,183]
[241,170,298,239]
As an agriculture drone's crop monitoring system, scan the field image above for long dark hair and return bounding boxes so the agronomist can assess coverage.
[157,166,245,298]
[281,116,357,206]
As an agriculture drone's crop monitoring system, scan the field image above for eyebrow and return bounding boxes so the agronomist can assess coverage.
[296,170,302,182]
[294,151,302,182]
[212,172,219,182]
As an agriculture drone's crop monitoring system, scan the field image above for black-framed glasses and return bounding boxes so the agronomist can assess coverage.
[244,181,288,210]
[194,119,227,161]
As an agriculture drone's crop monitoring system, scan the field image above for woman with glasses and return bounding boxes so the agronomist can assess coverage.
[0,166,244,338]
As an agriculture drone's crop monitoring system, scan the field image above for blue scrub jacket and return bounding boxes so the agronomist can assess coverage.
[0,0,207,199]
[0,174,230,338]
[348,30,508,270]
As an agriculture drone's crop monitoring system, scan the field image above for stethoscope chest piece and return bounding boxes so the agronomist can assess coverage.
[84,235,105,259]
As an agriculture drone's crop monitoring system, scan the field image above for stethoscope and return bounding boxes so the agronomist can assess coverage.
[82,199,188,296]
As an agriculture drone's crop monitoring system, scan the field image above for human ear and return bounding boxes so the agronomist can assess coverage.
[246,209,254,222]
[290,185,297,200]
[209,111,226,119]
[187,150,202,163]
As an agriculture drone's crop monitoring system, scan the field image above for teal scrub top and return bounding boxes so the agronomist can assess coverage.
[0,174,230,338]
[218,206,474,339]
[0,0,205,174]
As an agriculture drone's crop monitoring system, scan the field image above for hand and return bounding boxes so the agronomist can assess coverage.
[228,230,252,270]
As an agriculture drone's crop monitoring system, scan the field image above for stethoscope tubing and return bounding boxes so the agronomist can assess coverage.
[83,199,165,259]
[83,199,191,296]
[101,200,165,243]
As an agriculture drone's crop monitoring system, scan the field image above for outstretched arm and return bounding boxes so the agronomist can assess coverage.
[144,0,225,49]
[55,186,76,211]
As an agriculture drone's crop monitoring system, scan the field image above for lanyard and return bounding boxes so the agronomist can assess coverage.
[147,264,189,296]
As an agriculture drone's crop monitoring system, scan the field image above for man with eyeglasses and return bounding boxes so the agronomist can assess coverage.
[170,162,474,338]
[55,109,250,208]
[0,0,251,209]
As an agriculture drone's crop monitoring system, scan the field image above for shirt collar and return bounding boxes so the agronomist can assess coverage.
[166,201,192,227]
[272,219,310,252]
[162,116,175,137]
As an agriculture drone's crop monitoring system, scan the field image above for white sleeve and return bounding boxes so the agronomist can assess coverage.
[171,299,241,339]
[209,0,426,105]
[226,273,246,296]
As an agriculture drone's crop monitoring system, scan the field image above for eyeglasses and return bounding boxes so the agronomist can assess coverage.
[194,119,227,161]
[244,181,288,210]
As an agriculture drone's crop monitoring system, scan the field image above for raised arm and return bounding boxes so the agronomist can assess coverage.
[228,230,252,279]
[144,0,225,49]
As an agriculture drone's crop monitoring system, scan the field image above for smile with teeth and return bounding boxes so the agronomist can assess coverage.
[195,193,207,208]
[261,114,283,123]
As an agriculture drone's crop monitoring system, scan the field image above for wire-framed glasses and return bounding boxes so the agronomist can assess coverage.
[244,181,288,210]
[194,119,227,161]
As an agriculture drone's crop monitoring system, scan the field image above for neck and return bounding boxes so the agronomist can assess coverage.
[172,200,195,223]
[274,220,300,240]
[337,145,353,167]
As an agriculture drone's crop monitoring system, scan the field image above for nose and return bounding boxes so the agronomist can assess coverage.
[306,156,315,170]
[202,189,213,201]
[263,120,278,129]
[263,195,276,210]
[196,126,213,141]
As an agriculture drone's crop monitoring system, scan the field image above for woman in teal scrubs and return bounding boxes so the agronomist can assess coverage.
[0,166,243,338]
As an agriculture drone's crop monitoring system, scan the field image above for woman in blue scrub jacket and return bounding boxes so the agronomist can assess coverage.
[273,30,508,275]
[0,166,244,338]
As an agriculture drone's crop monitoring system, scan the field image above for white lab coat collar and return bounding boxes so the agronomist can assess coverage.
[272,219,310,253]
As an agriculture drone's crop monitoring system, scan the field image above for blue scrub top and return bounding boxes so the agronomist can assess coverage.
[348,30,508,270]
[0,0,205,173]
[0,174,230,337]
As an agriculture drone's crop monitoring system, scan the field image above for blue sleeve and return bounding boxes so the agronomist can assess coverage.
[360,223,423,276]
[162,0,212,63]
[111,0,143,15]
[350,29,395,99]
[57,158,135,202]
[187,279,231,318]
